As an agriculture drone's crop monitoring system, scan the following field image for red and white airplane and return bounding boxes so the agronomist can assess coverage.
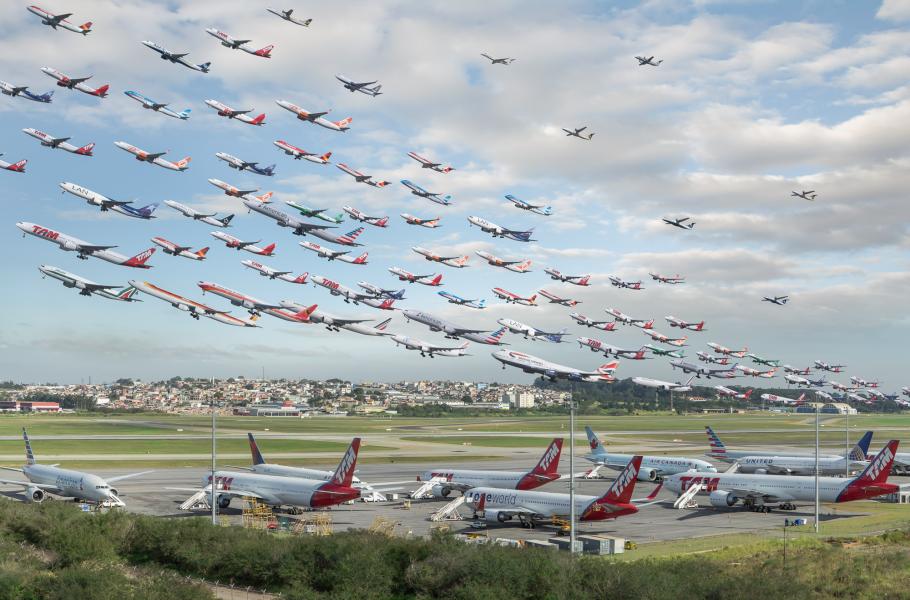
[300,241,368,265]
[605,308,652,328]
[400,213,440,228]
[205,28,273,57]
[273,140,331,163]
[336,163,389,187]
[783,365,811,375]
[538,289,579,307]
[241,260,308,284]
[18,222,154,268]
[151,237,208,261]
[665,316,706,331]
[40,67,107,97]
[761,392,807,405]
[210,232,276,256]
[412,247,468,268]
[708,342,748,357]
[715,386,753,399]
[577,338,648,360]
[130,280,260,326]
[697,351,729,365]
[23,128,93,156]
[544,268,590,286]
[735,365,777,378]
[28,6,92,34]
[474,251,532,273]
[204,99,265,125]
[649,272,685,284]
[570,313,617,331]
[0,155,26,173]
[388,267,442,286]
[851,376,880,388]
[641,329,687,347]
[198,281,283,316]
[343,206,388,227]
[310,275,373,304]
[275,100,351,131]
[609,276,643,290]
[814,360,845,373]
[114,141,189,171]
[492,288,537,306]
[407,151,454,173]
[207,179,272,203]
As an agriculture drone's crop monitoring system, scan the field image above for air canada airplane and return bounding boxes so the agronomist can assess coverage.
[493,350,617,382]
[27,6,92,35]
[585,427,715,481]
[205,28,273,57]
[663,217,694,229]
[38,265,140,301]
[791,190,817,201]
[266,8,312,27]
[336,75,382,96]
[562,126,594,140]
[480,53,515,65]
[18,222,155,268]
[762,295,789,305]
[635,56,662,66]
[141,41,210,72]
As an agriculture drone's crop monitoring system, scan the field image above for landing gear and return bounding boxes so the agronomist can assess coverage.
[777,503,797,511]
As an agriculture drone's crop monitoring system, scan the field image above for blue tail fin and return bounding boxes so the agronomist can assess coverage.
[850,431,874,461]
[198,62,211,72]
[248,432,266,465]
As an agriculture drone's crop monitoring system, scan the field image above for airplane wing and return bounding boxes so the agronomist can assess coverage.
[229,109,252,116]
[170,53,189,59]
[237,189,259,196]
[51,136,71,145]
[306,111,329,119]
[294,223,333,232]
[107,470,154,483]
[334,318,373,326]
[234,39,252,46]
[101,199,133,208]
[69,76,91,85]
[76,244,117,253]
[193,213,217,219]
[82,282,121,292]
[450,327,489,335]
[146,152,167,161]
[51,13,74,22]
[0,478,60,493]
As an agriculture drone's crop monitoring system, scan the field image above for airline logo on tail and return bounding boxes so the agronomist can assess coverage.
[705,426,726,456]
[597,455,642,506]
[23,428,35,465]
[76,142,94,156]
[585,426,604,452]
[254,45,274,58]
[859,441,896,483]
[331,438,361,486]
[124,247,155,267]
[247,432,266,465]
[533,438,563,474]
[339,227,364,244]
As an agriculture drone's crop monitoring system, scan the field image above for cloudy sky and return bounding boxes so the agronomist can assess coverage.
[1,0,908,388]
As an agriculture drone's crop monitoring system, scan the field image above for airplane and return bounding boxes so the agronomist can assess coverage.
[643,344,685,358]
[609,276,643,290]
[761,392,807,406]
[141,41,211,72]
[491,288,537,306]
[460,327,509,346]
[304,225,365,247]
[273,140,331,164]
[635,56,662,66]
[562,126,594,140]
[814,360,845,373]
[631,376,694,392]
[670,359,737,378]
[27,6,92,34]
[791,190,817,201]
[807,375,829,387]
[282,304,392,337]
[544,268,590,286]
[164,201,233,228]
[285,202,343,224]
[412,246,469,268]
[746,353,781,367]
[38,265,141,302]
[492,349,618,382]
[311,275,373,304]
[388,267,442,286]
[215,152,275,176]
[664,440,900,511]
[832,381,859,393]
[357,282,406,300]
[300,241,368,265]
[707,342,747,357]
[151,237,209,261]
[205,100,265,125]
[40,67,108,97]
[408,152,454,173]
[723,434,872,477]
[538,289,580,307]
[439,291,485,309]
[577,338,648,359]
[0,429,150,506]
[241,260,308,284]
[715,386,753,400]
[178,438,364,512]
[402,309,491,340]
[570,313,617,331]
[114,141,189,171]
[17,222,154,268]
[129,280,262,326]
[337,163,389,187]
[242,199,338,237]
[198,281,283,316]
[734,364,777,378]
[504,194,552,216]
[783,365,811,375]
[124,91,190,120]
[401,180,452,205]
[361,297,399,310]
[205,28,273,57]
[275,100,351,131]
[663,217,695,230]
[498,319,568,343]
[415,439,563,498]
[207,178,269,200]
[851,376,880,388]
[0,80,53,103]
[784,374,812,387]
[392,335,470,358]
[705,426,848,465]
[343,206,388,227]
[467,216,535,242]
[336,75,382,96]
[696,351,729,365]
[58,182,157,220]
[400,213,441,228]
[605,308,651,327]
[664,316,705,331]
[210,232,276,256]
[22,129,93,156]
[266,8,312,27]
[762,295,790,305]
[480,53,516,65]
[585,427,716,480]
[474,251,532,273]
[641,329,687,346]
[649,273,685,285]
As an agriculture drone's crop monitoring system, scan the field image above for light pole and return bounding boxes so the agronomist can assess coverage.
[211,376,217,526]
[814,404,819,534]
[569,393,576,554]
[845,408,849,478]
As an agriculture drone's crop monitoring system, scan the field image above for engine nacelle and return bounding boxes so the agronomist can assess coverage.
[708,490,738,508]
[430,485,451,499]
[754,468,768,475]
[637,468,660,482]
[27,486,45,503]
[484,509,511,523]
[110,488,119,498]
[217,495,231,509]
[61,240,80,251]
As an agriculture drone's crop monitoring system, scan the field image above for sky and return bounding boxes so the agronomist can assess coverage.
[1,0,909,388]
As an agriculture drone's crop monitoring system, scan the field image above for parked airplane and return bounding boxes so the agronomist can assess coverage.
[392,336,469,358]
[412,246,468,268]
[114,141,189,171]
[215,152,274,176]
[636,56,662,66]
[401,213,441,228]
[124,90,190,120]
[715,386,752,400]
[337,163,389,187]
[336,75,381,96]
[467,216,534,242]
[504,194,552,216]
[27,6,92,34]
[357,282,406,300]
[491,288,537,306]
[642,329,687,346]
[562,126,594,140]
[474,251,532,273]
[670,359,736,378]
[401,309,489,340]
[343,206,388,227]
[164,201,233,227]
[22,128,93,156]
[38,265,140,301]
[704,426,845,463]
[241,260,307,284]
[577,338,647,359]
[275,100,351,131]
[570,313,617,331]
[538,290,580,306]
[266,8,311,26]
[439,291,485,309]
[285,202,343,223]
[273,140,331,164]
[763,295,789,305]
[707,342,747,357]
[727,433,872,476]
[18,222,154,268]
[631,376,694,392]
[663,217,694,230]
[791,190,817,201]
[205,99,265,125]
[388,267,442,286]
[746,353,781,367]
[40,67,108,97]
[544,268,590,285]
[814,360,845,373]
[210,232,275,256]
[129,280,261,326]
[401,180,452,204]
[151,237,208,261]
[498,319,567,343]
[205,28,273,57]
[697,351,728,365]
[0,80,52,103]
[643,344,685,359]
[141,41,211,72]
[665,316,705,331]
[198,281,282,316]
[481,53,516,65]
[408,152,454,173]
[59,182,156,219]
[493,350,617,382]
[649,273,685,284]
[242,199,336,237]
[300,241,367,265]
[585,427,715,481]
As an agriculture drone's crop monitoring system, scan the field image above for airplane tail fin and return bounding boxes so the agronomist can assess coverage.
[374,217,389,227]
[705,426,727,458]
[353,252,368,264]
[378,299,395,310]
[642,319,654,329]
[442,166,454,173]
[596,456,642,505]
[248,432,266,465]
[219,214,234,227]
[123,247,155,268]
[80,21,93,33]
[585,426,604,453]
[427,274,443,286]
[375,318,392,331]
[331,438,361,486]
[850,431,874,461]
[515,260,532,272]
[743,389,753,399]
[23,429,36,465]
[292,272,309,284]
[251,113,266,125]
[197,62,211,73]
[319,151,332,162]
[115,285,140,301]
[441,195,453,203]
[334,117,353,128]
[137,203,158,217]
[375,180,390,188]
[847,440,899,489]
[195,247,209,259]
[175,157,191,169]
[577,276,590,286]
[597,361,619,374]
[531,438,563,475]
[76,142,94,156]
[7,160,26,172]
[92,84,109,97]
[254,45,274,58]
[451,256,469,267]
[542,206,553,215]
[255,191,273,204]
[694,321,705,331]
[258,243,276,256]
[477,299,486,308]
[528,294,537,305]
[292,304,318,322]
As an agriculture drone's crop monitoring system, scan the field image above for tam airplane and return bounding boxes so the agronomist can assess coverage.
[0,80,53,103]
[605,308,651,327]
[343,206,388,227]
[491,287,537,306]
[570,313,616,331]
[631,376,694,391]
[300,241,367,265]
[337,163,389,187]
[241,260,308,284]
[215,152,274,176]
[467,216,535,242]
[357,282,405,300]
[266,8,312,27]
[585,427,715,480]
[198,281,284,316]
[23,128,93,156]
[27,6,92,34]
[609,276,642,290]
[205,28,273,57]
[124,91,190,120]
[649,273,685,284]
[164,201,233,227]
[735,364,777,378]
[408,152,454,173]
[242,199,337,237]
[493,349,617,382]
[544,268,590,285]
[141,41,210,72]
[388,267,442,286]
[641,329,687,346]
[38,265,140,302]
[273,140,331,164]
[412,246,469,268]
[538,289,580,306]
[400,213,440,228]
[205,99,265,125]
[497,319,567,343]
[59,182,157,220]
[665,316,705,331]
[311,275,371,304]
[851,376,880,388]
[707,342,747,357]
[211,232,276,256]
[40,67,108,97]
[392,335,469,358]
[715,386,752,400]
[438,291,485,309]
[151,237,208,261]
[17,222,154,268]
[335,74,382,96]
[401,180,452,204]
[577,338,647,360]
[415,439,563,498]
[275,100,351,131]
[504,194,552,216]
[285,202,343,223]
[474,251,531,273]
[114,141,189,171]
[129,280,260,326]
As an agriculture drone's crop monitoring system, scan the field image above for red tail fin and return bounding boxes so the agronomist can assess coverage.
[175,157,191,168]
[853,440,899,486]
[258,243,276,256]
[427,274,442,286]
[353,252,368,264]
[331,438,360,486]
[251,113,266,125]
[743,389,753,398]
[292,272,309,284]
[292,304,318,322]
[334,117,352,128]
[375,180,390,187]
[642,319,654,329]
[598,455,642,505]
[578,276,590,286]
[375,217,388,227]
[527,294,537,305]
[531,439,563,475]
[80,21,92,31]
[6,160,26,172]
[76,142,94,156]
[123,247,155,268]
[319,152,332,162]
[196,247,209,258]
[254,45,274,58]
[92,84,109,97]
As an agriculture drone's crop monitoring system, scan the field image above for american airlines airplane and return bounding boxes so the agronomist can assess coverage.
[18,222,155,268]
[59,182,157,220]
[40,67,108,97]
[164,201,233,227]
[241,260,308,284]
[211,232,275,256]
[275,100,351,131]
[114,141,189,171]
[38,265,140,302]
[584,426,716,481]
[23,128,93,156]
[242,199,336,237]
[205,28,273,58]
[204,100,266,125]
[493,350,617,382]
[274,140,331,163]
[27,6,93,34]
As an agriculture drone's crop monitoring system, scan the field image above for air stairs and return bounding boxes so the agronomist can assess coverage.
[673,481,703,509]
[430,495,467,521]
[180,489,212,511]
[410,477,445,499]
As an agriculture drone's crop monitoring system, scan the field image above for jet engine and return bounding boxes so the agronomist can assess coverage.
[61,240,80,251]
[484,509,511,523]
[637,468,660,482]
[430,485,451,499]
[109,488,119,498]
[217,495,231,509]
[708,490,738,508]
[27,486,45,503]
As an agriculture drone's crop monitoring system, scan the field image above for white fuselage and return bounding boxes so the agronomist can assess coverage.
[23,464,121,504]
[205,471,355,508]
[17,222,139,266]
[275,100,349,131]
[163,201,228,227]
[418,468,530,490]
[40,67,102,96]
[23,128,88,154]
[586,452,716,478]
[114,141,186,171]
[732,455,865,475]
[664,471,856,503]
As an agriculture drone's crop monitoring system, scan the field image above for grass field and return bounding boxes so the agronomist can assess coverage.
[399,435,556,447]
